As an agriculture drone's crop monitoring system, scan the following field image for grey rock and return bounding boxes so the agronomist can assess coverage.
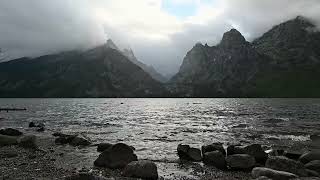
[203,150,226,169]
[97,143,113,152]
[202,143,226,155]
[0,134,18,146]
[244,144,268,164]
[0,128,22,136]
[311,134,320,142]
[94,143,137,169]
[226,154,255,169]
[18,135,37,149]
[284,150,304,160]
[305,160,320,174]
[306,169,320,177]
[252,167,298,180]
[123,160,158,180]
[300,152,320,164]
[266,156,308,176]
[69,136,91,146]
[177,144,202,162]
[227,145,246,156]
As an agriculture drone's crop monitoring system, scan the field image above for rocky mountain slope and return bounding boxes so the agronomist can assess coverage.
[106,39,167,82]
[170,16,320,97]
[0,43,167,97]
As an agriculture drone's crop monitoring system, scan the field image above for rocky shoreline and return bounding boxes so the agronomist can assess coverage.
[0,124,320,180]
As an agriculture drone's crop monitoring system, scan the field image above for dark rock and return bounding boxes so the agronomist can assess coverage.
[244,144,268,164]
[227,145,246,156]
[18,135,37,149]
[36,127,45,132]
[252,167,298,180]
[0,128,23,136]
[0,134,18,146]
[266,149,285,156]
[284,150,304,160]
[305,160,320,174]
[300,152,320,164]
[65,173,109,180]
[226,154,255,170]
[177,144,202,162]
[69,136,91,146]
[1,151,18,158]
[29,122,36,128]
[266,156,308,177]
[202,143,226,155]
[311,134,320,142]
[227,144,267,163]
[94,143,137,169]
[203,151,226,169]
[97,143,113,152]
[306,169,320,177]
[123,160,158,180]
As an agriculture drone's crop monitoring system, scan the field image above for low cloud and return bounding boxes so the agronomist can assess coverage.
[0,0,320,75]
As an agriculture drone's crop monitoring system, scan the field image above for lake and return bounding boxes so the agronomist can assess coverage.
[1,98,319,162]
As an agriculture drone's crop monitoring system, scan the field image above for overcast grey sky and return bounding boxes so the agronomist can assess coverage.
[0,0,320,75]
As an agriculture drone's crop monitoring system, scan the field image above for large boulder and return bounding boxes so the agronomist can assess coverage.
[252,167,298,180]
[284,150,304,160]
[310,134,320,142]
[305,160,320,174]
[0,128,22,136]
[18,135,37,149]
[300,152,320,164]
[123,160,158,180]
[97,143,113,152]
[227,144,267,164]
[177,144,202,162]
[69,136,91,146]
[0,134,18,146]
[202,143,226,155]
[94,143,137,169]
[226,154,255,170]
[65,173,109,180]
[244,144,268,164]
[266,156,308,177]
[203,151,226,169]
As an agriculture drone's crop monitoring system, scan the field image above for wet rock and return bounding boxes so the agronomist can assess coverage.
[227,145,246,156]
[202,143,226,155]
[69,136,91,146]
[0,128,23,136]
[177,144,202,162]
[255,176,272,180]
[252,167,298,180]
[227,144,267,163]
[0,134,18,146]
[18,135,37,149]
[266,156,308,177]
[203,150,226,169]
[266,149,285,156]
[29,122,45,128]
[306,169,320,177]
[97,143,113,152]
[65,173,109,180]
[1,151,18,158]
[300,152,320,164]
[94,143,137,169]
[244,144,268,164]
[284,150,304,160]
[305,160,320,174]
[36,127,45,132]
[226,154,255,170]
[123,160,158,180]
[55,135,76,145]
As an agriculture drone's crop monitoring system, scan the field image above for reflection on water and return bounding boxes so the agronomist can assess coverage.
[0,98,320,160]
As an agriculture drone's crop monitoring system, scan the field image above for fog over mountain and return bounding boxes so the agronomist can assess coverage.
[1,0,320,75]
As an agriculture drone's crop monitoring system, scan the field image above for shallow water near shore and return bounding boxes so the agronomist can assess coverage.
[1,98,320,178]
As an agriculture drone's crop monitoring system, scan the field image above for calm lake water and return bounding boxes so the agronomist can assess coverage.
[0,98,320,161]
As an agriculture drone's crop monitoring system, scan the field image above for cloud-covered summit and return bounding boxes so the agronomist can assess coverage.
[0,0,320,75]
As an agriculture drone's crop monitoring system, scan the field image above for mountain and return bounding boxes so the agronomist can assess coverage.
[0,43,167,97]
[170,16,320,97]
[122,48,167,82]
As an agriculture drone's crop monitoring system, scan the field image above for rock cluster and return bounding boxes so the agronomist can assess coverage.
[53,132,91,146]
